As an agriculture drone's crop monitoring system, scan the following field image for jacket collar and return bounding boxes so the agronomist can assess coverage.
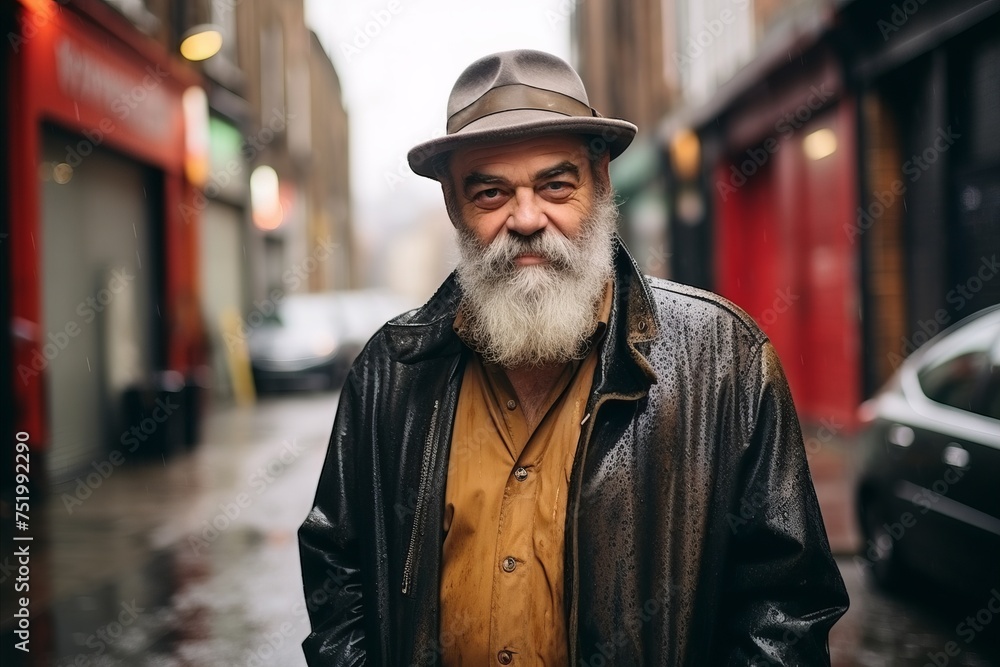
[382,236,659,396]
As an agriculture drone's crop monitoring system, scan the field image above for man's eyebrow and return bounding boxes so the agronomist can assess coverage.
[461,160,582,192]
[462,172,509,190]
[534,161,581,181]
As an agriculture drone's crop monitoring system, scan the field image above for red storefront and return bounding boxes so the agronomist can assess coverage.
[711,52,862,429]
[8,0,204,476]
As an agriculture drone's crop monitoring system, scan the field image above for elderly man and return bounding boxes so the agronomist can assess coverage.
[299,50,848,666]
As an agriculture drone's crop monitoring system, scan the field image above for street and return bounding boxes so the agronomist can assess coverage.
[833,555,1000,667]
[4,392,999,666]
[3,392,338,667]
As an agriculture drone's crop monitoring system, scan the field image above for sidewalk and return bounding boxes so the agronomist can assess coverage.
[802,423,861,556]
[2,392,338,667]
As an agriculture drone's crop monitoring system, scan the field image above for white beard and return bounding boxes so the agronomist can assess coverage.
[454,191,618,367]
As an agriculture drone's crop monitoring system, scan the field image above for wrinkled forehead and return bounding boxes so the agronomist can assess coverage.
[448,134,592,181]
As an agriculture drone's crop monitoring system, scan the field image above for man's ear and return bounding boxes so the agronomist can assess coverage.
[590,150,611,195]
[596,151,611,181]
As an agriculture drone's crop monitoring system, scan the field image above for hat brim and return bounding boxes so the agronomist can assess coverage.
[407,109,638,180]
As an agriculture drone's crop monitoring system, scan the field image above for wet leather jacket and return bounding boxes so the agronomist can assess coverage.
[299,239,849,665]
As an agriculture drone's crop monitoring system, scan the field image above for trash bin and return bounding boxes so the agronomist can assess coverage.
[120,370,186,460]
[181,365,211,448]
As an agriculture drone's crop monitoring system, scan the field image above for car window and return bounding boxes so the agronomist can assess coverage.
[919,351,989,414]
[917,316,1000,419]
[981,365,1000,421]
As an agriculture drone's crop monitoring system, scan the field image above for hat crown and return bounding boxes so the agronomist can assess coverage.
[446,49,590,118]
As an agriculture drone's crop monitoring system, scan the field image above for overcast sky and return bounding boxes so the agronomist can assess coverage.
[304,1,573,222]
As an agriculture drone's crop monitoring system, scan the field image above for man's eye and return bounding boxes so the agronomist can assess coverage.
[473,188,504,204]
[542,181,573,197]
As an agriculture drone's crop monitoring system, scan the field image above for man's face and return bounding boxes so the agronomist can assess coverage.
[447,134,607,256]
[444,134,618,368]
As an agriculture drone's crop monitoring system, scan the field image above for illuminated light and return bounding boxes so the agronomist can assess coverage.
[183,86,210,187]
[670,129,701,180]
[180,25,223,61]
[53,163,74,184]
[251,166,283,230]
[803,128,837,161]
[311,335,337,358]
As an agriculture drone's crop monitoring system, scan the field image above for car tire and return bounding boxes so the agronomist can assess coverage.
[860,499,908,592]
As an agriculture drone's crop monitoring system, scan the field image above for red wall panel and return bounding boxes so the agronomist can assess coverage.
[715,101,861,429]
[9,0,202,448]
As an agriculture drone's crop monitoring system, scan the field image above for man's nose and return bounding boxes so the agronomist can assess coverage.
[505,188,548,236]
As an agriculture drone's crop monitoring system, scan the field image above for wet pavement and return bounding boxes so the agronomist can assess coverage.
[3,392,338,667]
[3,393,999,665]
[808,429,1000,666]
[831,553,1000,667]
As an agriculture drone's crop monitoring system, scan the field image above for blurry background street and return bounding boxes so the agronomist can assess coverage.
[2,0,999,664]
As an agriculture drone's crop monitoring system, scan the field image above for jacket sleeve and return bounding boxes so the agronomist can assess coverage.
[716,342,849,666]
[298,366,369,666]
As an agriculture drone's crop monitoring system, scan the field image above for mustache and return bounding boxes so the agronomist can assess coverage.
[477,230,576,274]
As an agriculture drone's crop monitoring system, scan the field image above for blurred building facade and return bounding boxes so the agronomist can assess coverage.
[3,0,353,483]
[189,0,355,397]
[573,0,677,283]
[573,0,1000,428]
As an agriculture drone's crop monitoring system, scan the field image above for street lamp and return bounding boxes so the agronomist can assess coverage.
[179,24,223,62]
[804,128,837,161]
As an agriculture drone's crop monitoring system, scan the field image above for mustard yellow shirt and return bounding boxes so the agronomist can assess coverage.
[440,284,612,666]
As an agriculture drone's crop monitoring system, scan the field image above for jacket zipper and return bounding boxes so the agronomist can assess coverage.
[401,399,440,597]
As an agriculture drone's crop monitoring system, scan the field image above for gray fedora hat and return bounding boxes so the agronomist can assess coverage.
[408,49,637,180]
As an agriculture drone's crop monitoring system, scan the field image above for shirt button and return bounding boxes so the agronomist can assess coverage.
[501,556,516,573]
[506,399,516,410]
[498,650,513,664]
[513,467,528,482]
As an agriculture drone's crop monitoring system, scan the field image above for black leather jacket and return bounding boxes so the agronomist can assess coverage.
[299,240,848,665]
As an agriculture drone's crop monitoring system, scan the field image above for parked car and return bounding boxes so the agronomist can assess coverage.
[249,290,414,393]
[855,305,999,596]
